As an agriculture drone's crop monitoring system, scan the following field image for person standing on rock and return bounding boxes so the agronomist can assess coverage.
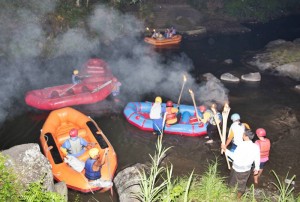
[221,129,260,199]
[253,128,271,185]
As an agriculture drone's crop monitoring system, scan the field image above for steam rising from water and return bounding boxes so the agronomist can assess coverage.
[0,2,228,125]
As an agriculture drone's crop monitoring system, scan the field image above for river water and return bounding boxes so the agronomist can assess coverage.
[1,15,300,201]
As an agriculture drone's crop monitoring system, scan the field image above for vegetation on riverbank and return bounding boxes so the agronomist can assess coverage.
[0,153,65,202]
[133,137,299,201]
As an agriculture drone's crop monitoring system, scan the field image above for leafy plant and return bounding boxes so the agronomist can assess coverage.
[270,170,296,202]
[0,153,21,202]
[20,179,65,202]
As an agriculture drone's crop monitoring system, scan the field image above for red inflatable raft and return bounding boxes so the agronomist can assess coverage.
[25,58,118,110]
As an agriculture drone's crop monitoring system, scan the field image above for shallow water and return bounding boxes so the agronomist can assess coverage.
[1,15,300,201]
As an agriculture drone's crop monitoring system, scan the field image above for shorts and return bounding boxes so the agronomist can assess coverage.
[229,169,251,193]
[259,161,268,169]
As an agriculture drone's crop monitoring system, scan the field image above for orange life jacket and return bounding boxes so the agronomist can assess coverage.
[166,107,177,125]
[257,139,271,158]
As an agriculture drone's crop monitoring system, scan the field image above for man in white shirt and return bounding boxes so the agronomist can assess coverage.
[221,129,260,199]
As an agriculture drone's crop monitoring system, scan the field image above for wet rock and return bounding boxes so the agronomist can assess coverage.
[241,72,261,82]
[275,62,300,81]
[220,73,240,82]
[223,58,233,64]
[270,106,299,129]
[265,39,286,48]
[246,38,300,81]
[1,143,67,197]
[114,163,148,202]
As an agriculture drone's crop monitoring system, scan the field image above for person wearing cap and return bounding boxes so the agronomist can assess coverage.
[85,148,112,187]
[72,69,81,84]
[150,96,166,135]
[221,129,260,199]
[254,128,271,185]
[61,128,89,157]
[224,113,250,152]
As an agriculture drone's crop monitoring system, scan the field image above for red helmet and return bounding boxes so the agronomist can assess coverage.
[256,128,266,137]
[69,128,78,137]
[199,105,206,112]
[166,100,173,107]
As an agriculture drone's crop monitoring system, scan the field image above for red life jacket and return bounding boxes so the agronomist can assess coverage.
[166,107,177,124]
[257,139,271,158]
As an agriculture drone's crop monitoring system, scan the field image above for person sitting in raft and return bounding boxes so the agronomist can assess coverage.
[189,105,206,124]
[60,128,93,158]
[85,148,113,188]
[151,30,159,38]
[150,96,166,135]
[164,29,170,38]
[165,100,179,126]
[171,27,176,36]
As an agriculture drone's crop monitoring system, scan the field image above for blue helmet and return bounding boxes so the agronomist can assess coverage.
[231,113,240,122]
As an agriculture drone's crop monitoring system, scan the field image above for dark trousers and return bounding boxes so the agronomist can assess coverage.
[207,124,218,140]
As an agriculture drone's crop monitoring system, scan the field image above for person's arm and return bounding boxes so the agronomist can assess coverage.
[94,148,109,168]
[253,145,260,172]
[225,129,234,147]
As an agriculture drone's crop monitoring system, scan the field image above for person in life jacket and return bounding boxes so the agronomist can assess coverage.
[253,128,271,185]
[189,105,206,124]
[150,96,166,135]
[72,69,81,84]
[203,103,222,144]
[165,100,179,126]
[85,148,113,187]
[112,77,121,96]
[60,128,91,158]
[224,113,250,152]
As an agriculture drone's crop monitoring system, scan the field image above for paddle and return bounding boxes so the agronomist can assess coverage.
[221,103,231,154]
[212,106,231,170]
[221,103,231,170]
[59,83,78,96]
[188,89,201,125]
[91,80,112,93]
[177,75,187,107]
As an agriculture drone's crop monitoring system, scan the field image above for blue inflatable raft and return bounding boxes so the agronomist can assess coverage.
[123,102,207,137]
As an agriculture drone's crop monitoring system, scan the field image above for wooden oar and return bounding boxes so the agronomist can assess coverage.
[211,107,222,141]
[177,75,187,107]
[221,103,231,154]
[59,83,78,96]
[188,89,201,124]
[212,106,231,170]
[91,80,112,93]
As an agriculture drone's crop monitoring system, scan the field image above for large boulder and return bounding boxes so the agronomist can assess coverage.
[246,38,300,81]
[114,163,148,202]
[2,143,54,191]
[1,143,68,201]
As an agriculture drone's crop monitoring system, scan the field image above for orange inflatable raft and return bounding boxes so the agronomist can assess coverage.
[144,35,182,46]
[40,107,117,193]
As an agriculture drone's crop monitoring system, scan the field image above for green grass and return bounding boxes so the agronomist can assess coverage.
[131,137,300,202]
